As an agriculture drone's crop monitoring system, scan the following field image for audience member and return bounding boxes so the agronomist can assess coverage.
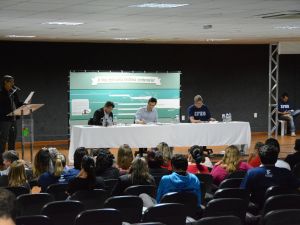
[8,160,30,190]
[156,142,173,171]
[112,157,155,196]
[0,151,19,176]
[0,188,16,225]
[117,144,133,175]
[33,148,53,178]
[285,139,300,169]
[147,149,170,177]
[64,147,88,181]
[265,138,291,170]
[95,149,120,179]
[241,144,299,208]
[247,141,264,167]
[211,145,252,185]
[187,145,210,174]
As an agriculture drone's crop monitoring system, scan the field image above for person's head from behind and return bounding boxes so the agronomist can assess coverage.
[104,101,115,114]
[294,139,300,152]
[259,145,279,165]
[222,145,240,173]
[117,144,133,170]
[8,160,27,187]
[157,142,172,166]
[171,154,188,173]
[265,138,280,152]
[73,147,88,170]
[33,148,52,177]
[0,188,16,223]
[1,75,14,92]
[281,92,289,103]
[188,145,206,164]
[53,154,65,177]
[2,151,19,169]
[147,97,157,111]
[147,149,164,169]
[95,149,114,175]
[80,155,96,187]
[129,157,151,183]
[194,95,203,109]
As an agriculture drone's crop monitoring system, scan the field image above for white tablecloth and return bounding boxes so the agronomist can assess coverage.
[68,122,251,161]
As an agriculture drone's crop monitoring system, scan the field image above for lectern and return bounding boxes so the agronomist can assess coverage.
[7,104,44,162]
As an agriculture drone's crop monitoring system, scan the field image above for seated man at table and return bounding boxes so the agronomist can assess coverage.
[91,101,115,126]
[188,95,213,123]
[135,97,158,124]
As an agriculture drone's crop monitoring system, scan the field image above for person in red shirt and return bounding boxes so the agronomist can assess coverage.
[248,142,264,167]
[187,145,210,174]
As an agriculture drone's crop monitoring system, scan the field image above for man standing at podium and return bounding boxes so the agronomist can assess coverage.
[0,75,23,164]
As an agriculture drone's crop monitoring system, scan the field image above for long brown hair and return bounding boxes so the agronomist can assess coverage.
[8,160,27,187]
[157,142,172,166]
[117,144,133,170]
[129,157,152,184]
[220,145,241,173]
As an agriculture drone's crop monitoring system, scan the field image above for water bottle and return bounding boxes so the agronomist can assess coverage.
[229,113,232,122]
[225,113,229,122]
[113,116,118,125]
[222,114,226,122]
[175,115,180,123]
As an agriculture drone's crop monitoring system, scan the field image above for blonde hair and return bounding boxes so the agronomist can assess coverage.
[194,95,203,103]
[157,142,172,165]
[53,154,65,177]
[117,144,133,170]
[129,157,152,184]
[8,160,27,187]
[220,145,241,173]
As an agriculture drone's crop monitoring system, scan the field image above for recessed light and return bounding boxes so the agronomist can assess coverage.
[6,35,36,38]
[206,38,231,42]
[43,21,84,26]
[113,37,138,40]
[129,3,189,8]
[274,25,300,30]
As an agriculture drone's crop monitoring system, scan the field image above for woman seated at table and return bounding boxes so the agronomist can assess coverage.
[187,145,210,174]
[211,145,252,186]
[95,149,120,179]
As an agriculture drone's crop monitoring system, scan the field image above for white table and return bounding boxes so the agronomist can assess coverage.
[68,121,251,161]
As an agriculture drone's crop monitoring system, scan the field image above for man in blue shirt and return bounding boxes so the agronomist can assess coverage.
[135,97,158,124]
[278,92,300,136]
[188,95,213,123]
[240,144,299,209]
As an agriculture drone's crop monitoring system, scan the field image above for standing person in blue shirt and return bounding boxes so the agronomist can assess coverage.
[278,92,300,137]
[188,95,214,123]
[135,97,158,124]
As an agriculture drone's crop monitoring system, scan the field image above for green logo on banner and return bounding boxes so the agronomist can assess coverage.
[22,128,30,137]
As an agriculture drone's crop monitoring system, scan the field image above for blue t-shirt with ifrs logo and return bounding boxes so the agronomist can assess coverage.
[188,104,211,121]
[278,100,292,112]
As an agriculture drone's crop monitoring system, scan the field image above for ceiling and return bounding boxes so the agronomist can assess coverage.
[1,0,300,44]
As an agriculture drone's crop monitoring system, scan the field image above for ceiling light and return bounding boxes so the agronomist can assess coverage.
[206,38,231,42]
[274,25,300,30]
[129,3,189,8]
[6,35,36,38]
[43,21,84,26]
[113,38,138,40]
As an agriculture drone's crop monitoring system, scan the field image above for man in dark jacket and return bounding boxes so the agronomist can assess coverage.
[0,75,22,163]
[91,101,115,126]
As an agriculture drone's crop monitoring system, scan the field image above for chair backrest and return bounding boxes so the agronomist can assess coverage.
[262,209,300,225]
[194,215,242,225]
[219,178,243,189]
[124,185,156,198]
[16,215,53,225]
[132,223,166,225]
[41,200,84,225]
[70,189,109,210]
[46,183,68,201]
[103,179,119,195]
[5,186,30,197]
[16,193,54,216]
[143,203,187,225]
[195,174,213,194]
[214,188,250,202]
[227,171,247,179]
[204,198,247,223]
[0,175,8,187]
[292,163,300,178]
[262,194,300,216]
[75,208,122,225]
[264,186,297,201]
[104,195,143,223]
[160,192,200,218]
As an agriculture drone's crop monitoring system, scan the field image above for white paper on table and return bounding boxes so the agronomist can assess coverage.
[71,99,90,115]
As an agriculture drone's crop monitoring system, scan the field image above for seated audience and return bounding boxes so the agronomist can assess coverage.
[247,141,264,167]
[8,160,30,190]
[0,188,17,225]
[117,144,133,175]
[285,139,300,169]
[0,151,19,176]
[187,145,210,174]
[156,142,173,171]
[67,155,104,195]
[265,138,291,170]
[112,157,155,196]
[64,147,88,181]
[147,149,170,177]
[33,148,53,179]
[156,154,201,206]
[211,145,252,185]
[241,144,299,208]
[95,149,120,179]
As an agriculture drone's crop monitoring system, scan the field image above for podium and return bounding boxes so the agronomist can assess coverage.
[7,104,44,162]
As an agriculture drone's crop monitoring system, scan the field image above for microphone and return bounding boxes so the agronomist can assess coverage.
[13,85,21,91]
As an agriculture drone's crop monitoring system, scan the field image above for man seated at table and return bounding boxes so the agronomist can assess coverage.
[91,101,115,126]
[135,97,158,124]
[188,95,213,123]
